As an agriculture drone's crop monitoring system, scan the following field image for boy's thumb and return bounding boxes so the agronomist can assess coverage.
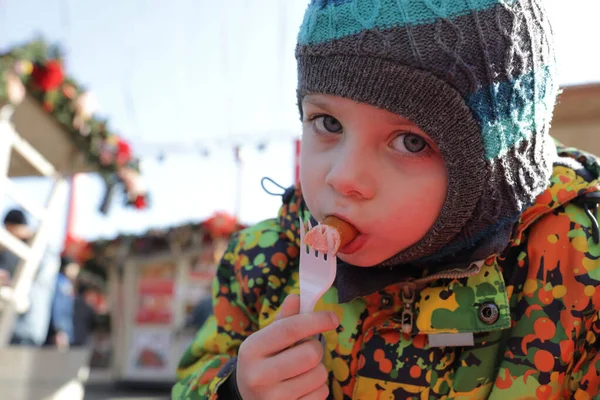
[274,294,300,321]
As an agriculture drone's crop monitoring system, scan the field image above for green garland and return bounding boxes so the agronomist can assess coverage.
[0,39,148,212]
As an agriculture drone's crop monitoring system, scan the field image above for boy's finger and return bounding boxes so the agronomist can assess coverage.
[259,338,324,383]
[257,311,339,357]
[276,363,329,399]
[274,294,300,322]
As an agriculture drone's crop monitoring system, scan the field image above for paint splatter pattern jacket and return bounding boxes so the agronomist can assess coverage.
[172,144,600,399]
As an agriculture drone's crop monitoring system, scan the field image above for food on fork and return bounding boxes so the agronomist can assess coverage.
[303,216,359,255]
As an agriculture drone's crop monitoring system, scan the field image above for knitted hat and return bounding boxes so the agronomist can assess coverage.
[3,209,28,226]
[296,0,558,266]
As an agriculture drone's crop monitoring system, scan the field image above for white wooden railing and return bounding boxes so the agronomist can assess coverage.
[0,104,69,347]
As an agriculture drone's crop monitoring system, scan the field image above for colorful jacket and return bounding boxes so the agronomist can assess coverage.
[173,145,600,399]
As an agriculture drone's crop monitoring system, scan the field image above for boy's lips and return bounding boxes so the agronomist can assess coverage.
[339,233,366,255]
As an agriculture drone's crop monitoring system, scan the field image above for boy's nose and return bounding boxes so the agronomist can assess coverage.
[325,148,375,200]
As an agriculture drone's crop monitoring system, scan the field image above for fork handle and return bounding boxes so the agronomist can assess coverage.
[300,293,318,314]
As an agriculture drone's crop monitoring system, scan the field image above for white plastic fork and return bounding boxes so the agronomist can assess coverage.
[299,217,338,314]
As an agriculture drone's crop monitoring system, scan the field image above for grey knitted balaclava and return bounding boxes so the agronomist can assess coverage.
[296,0,558,270]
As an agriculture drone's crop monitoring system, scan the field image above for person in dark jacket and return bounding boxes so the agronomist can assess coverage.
[72,282,97,347]
[47,256,80,349]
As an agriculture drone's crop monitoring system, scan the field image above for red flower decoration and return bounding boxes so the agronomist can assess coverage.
[133,195,147,210]
[204,212,239,237]
[31,60,65,91]
[116,139,132,166]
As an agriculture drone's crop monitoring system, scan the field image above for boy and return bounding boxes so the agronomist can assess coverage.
[173,1,600,399]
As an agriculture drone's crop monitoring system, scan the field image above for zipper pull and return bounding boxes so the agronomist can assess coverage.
[401,283,416,334]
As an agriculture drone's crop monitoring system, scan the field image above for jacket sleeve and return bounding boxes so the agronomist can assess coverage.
[172,234,259,400]
[571,199,600,398]
[521,190,600,398]
[573,307,599,398]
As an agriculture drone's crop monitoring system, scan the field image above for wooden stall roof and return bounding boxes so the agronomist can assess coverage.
[5,95,97,177]
[77,212,246,267]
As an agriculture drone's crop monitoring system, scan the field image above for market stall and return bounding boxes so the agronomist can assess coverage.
[0,39,146,399]
[551,83,600,153]
[85,212,245,384]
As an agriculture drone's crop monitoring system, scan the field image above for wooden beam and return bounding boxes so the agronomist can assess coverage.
[8,124,56,177]
[0,227,30,262]
[0,117,15,202]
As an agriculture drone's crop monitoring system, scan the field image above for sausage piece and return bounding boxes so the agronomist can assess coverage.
[303,216,359,255]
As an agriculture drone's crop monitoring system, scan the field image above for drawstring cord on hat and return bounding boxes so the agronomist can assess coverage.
[261,177,288,197]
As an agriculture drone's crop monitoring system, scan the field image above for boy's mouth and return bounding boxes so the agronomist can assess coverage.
[338,233,367,255]
[326,213,365,255]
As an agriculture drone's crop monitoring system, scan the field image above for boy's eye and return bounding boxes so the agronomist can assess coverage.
[390,133,428,153]
[314,115,342,133]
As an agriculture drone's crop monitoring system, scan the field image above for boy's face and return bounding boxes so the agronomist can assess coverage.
[300,94,448,267]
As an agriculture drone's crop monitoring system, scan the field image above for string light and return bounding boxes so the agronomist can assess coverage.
[59,0,72,56]
[131,131,300,160]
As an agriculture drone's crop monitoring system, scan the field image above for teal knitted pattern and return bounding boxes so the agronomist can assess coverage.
[470,66,555,160]
[296,0,559,268]
[298,0,518,45]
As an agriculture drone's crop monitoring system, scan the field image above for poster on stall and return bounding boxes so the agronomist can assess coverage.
[183,252,212,325]
[135,261,176,324]
[127,329,173,375]
[189,246,217,281]
[188,238,229,280]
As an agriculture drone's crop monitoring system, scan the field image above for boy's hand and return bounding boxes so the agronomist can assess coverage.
[236,294,338,400]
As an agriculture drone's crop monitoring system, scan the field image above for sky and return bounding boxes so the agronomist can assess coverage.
[1,0,600,247]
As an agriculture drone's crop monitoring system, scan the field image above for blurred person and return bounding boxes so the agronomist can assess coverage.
[0,209,32,284]
[72,282,98,347]
[187,296,213,329]
[46,255,80,349]
[0,209,61,346]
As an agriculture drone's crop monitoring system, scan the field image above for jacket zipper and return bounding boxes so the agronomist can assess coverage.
[398,260,485,334]
[400,282,416,334]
